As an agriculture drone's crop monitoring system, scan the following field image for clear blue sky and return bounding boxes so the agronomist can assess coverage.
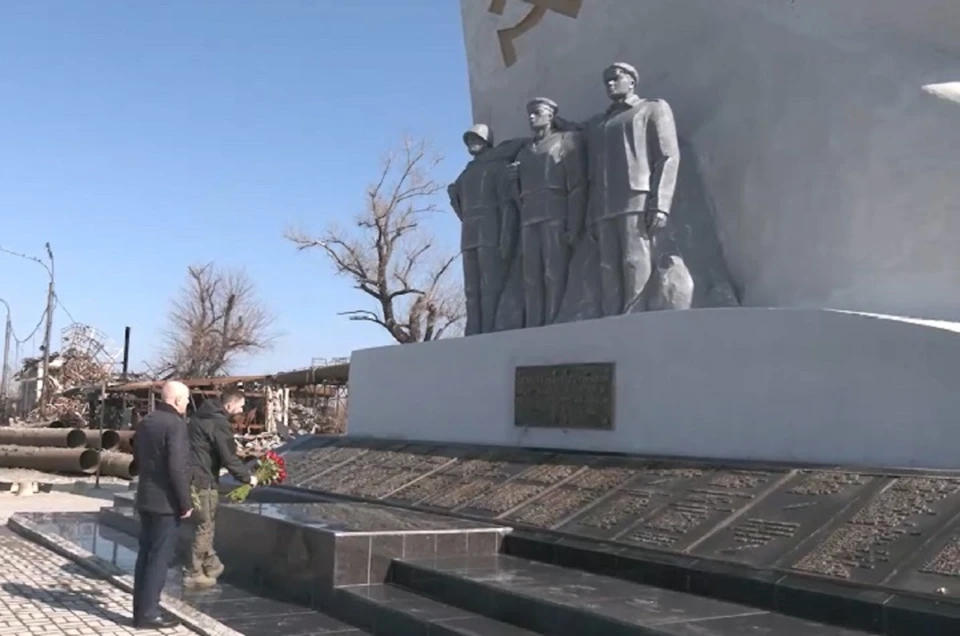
[0,1,472,375]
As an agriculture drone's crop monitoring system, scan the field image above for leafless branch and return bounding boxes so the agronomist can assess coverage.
[285,136,464,344]
[157,263,277,377]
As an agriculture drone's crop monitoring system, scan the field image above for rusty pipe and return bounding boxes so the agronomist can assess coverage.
[98,452,138,480]
[82,429,120,451]
[117,430,135,454]
[101,430,120,451]
[0,446,99,474]
[0,428,87,449]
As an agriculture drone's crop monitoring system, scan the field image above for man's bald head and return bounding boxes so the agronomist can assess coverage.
[161,381,190,415]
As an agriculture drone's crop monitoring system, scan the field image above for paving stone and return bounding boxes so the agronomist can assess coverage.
[0,529,192,635]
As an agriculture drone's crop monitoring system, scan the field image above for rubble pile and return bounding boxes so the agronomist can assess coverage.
[287,402,319,431]
[57,348,112,389]
[236,432,284,458]
[9,396,87,428]
[9,349,113,428]
[287,402,346,435]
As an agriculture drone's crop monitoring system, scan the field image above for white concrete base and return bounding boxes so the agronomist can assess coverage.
[348,309,960,470]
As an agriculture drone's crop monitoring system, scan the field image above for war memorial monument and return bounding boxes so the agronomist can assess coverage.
[9,1,960,634]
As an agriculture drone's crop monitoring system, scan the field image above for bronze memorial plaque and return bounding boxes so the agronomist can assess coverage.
[514,363,614,430]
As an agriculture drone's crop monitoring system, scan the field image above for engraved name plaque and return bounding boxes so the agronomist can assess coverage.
[514,363,614,430]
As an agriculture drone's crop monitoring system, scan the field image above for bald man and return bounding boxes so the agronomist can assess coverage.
[131,381,193,630]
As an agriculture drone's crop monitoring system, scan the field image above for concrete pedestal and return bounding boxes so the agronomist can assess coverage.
[349,308,960,469]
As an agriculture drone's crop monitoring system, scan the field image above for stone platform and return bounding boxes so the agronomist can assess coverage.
[349,308,960,469]
[271,435,960,623]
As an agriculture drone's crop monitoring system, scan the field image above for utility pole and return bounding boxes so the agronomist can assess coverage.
[0,244,56,418]
[0,299,11,425]
[39,243,55,417]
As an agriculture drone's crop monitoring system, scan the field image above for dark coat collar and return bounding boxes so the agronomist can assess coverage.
[154,402,181,417]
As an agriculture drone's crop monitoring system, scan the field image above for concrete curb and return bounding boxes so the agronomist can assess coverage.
[7,513,243,636]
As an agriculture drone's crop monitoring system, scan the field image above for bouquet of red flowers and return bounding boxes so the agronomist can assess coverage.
[226,450,287,503]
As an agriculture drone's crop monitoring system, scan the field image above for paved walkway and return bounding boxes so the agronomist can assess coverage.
[0,491,111,524]
[0,527,192,635]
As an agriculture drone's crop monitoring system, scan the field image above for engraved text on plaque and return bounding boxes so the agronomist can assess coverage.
[514,363,614,430]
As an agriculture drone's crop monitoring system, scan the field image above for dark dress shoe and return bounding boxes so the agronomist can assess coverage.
[134,616,180,629]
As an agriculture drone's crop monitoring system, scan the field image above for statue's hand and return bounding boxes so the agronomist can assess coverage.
[565,229,578,246]
[646,210,668,232]
[505,161,520,182]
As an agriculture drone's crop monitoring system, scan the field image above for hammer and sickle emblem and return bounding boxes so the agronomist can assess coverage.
[487,0,583,68]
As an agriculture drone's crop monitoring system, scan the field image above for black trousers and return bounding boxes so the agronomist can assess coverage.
[133,512,180,622]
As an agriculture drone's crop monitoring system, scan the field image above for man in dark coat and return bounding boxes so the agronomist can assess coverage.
[184,387,255,588]
[132,381,193,629]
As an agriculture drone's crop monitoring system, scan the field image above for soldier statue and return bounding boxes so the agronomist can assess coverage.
[585,62,681,315]
[448,124,517,335]
[507,98,587,327]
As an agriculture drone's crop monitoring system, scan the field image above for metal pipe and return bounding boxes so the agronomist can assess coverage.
[0,428,87,448]
[121,327,131,378]
[82,428,120,450]
[116,430,135,454]
[272,363,349,387]
[97,429,120,451]
[98,452,138,479]
[0,446,99,474]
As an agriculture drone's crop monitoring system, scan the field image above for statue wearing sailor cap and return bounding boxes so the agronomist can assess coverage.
[506,97,587,327]
[585,62,681,316]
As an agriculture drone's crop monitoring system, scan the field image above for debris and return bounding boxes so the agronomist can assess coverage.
[287,402,346,435]
[8,396,88,428]
[235,432,284,458]
[9,324,122,428]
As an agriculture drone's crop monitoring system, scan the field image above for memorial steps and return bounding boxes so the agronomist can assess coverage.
[266,435,960,634]
[7,481,879,635]
[9,433,960,633]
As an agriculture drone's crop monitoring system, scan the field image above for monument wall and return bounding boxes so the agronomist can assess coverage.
[460,0,960,320]
[348,309,960,469]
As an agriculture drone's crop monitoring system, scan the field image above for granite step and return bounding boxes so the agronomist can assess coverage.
[339,583,540,635]
[112,490,135,507]
[391,555,876,636]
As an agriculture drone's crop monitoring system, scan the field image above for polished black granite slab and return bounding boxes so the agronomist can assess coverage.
[233,502,501,533]
[391,554,874,635]
[338,584,540,635]
[215,501,510,606]
[277,436,960,605]
[21,512,368,635]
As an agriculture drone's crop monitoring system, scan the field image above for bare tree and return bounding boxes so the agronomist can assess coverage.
[286,136,464,343]
[158,263,276,377]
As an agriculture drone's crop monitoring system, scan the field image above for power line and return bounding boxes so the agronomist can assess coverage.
[0,245,52,277]
[55,295,77,324]
[13,308,47,345]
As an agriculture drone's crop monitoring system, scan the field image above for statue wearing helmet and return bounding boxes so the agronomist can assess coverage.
[448,124,524,335]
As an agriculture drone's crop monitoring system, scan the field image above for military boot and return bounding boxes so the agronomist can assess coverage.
[204,559,225,581]
[183,572,217,589]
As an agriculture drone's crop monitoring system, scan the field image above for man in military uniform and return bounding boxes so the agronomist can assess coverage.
[585,62,680,315]
[448,124,512,335]
[509,98,587,327]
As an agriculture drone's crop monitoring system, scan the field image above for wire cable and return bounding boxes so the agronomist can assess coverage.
[12,308,46,345]
[55,294,77,324]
